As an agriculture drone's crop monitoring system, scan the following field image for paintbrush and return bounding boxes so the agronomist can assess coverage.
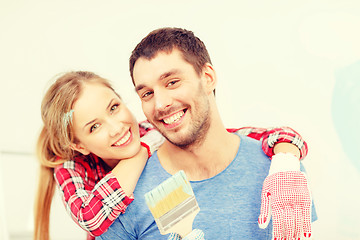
[144,170,200,237]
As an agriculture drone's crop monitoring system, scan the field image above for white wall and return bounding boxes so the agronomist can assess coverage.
[0,0,359,239]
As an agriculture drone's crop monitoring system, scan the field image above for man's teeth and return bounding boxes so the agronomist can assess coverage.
[114,131,131,146]
[163,111,184,124]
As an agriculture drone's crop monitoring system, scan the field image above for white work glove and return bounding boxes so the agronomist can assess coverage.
[258,153,312,239]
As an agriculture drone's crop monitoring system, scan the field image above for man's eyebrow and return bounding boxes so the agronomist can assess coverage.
[135,84,146,92]
[134,70,180,92]
[159,70,177,80]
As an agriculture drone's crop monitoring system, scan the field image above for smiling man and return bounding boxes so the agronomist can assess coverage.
[99,27,316,240]
[132,47,238,180]
[134,54,211,149]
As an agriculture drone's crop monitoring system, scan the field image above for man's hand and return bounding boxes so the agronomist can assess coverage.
[258,153,312,239]
[168,229,205,240]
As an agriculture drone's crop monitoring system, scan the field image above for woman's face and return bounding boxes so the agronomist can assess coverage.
[71,82,141,168]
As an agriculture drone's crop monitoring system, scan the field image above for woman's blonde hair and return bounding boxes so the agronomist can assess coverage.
[34,71,116,240]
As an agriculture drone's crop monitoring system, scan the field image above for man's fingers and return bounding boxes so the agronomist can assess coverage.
[303,232,312,239]
[302,190,312,238]
[283,206,295,238]
[258,216,268,229]
[294,205,303,240]
[258,193,272,229]
[271,206,285,239]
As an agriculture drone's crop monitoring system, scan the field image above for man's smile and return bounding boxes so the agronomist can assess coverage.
[160,109,186,128]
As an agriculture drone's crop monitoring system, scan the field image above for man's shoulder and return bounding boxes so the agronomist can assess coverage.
[143,151,163,176]
[237,134,262,147]
[234,135,270,169]
[125,152,172,235]
[135,152,170,194]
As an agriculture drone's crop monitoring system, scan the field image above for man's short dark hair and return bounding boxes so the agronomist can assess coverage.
[129,27,212,84]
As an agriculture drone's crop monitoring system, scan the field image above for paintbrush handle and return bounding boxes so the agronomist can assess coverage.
[156,195,200,236]
[166,208,200,237]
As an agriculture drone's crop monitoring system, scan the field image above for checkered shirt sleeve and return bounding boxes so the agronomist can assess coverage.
[139,121,308,159]
[227,126,308,160]
[139,121,165,153]
[54,155,133,237]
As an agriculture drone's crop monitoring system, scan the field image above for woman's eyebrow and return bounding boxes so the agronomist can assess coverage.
[106,98,116,110]
[84,119,97,130]
[83,98,116,130]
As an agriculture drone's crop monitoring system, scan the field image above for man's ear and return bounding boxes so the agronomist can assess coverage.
[70,142,90,155]
[201,63,217,95]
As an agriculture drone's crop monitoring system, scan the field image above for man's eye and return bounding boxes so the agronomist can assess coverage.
[167,80,179,87]
[90,123,100,133]
[142,91,153,99]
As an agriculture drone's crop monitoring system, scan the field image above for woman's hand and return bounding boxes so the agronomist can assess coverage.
[111,145,149,196]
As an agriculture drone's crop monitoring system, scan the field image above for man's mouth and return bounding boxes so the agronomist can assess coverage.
[162,110,185,125]
[112,131,131,146]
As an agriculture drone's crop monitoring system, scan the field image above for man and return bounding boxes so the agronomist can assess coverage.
[99,27,316,240]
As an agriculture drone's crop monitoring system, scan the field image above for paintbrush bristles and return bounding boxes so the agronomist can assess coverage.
[145,171,194,219]
[149,187,190,218]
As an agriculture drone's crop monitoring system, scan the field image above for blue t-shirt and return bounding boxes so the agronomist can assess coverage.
[99,135,316,240]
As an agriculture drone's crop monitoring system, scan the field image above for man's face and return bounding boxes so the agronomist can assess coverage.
[133,49,212,148]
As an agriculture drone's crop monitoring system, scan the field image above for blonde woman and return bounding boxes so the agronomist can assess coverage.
[34,71,308,240]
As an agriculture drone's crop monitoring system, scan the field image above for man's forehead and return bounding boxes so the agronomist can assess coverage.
[133,50,185,86]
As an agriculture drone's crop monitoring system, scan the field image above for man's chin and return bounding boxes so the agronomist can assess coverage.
[163,134,197,149]
[154,123,199,148]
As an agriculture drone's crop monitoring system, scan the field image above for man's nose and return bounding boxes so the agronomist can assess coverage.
[154,90,172,112]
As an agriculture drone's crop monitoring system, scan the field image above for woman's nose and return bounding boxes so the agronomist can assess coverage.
[108,118,124,138]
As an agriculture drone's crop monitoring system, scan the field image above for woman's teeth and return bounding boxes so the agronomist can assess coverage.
[113,131,131,146]
[163,111,184,124]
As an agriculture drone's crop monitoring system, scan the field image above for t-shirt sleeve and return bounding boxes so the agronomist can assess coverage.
[96,212,137,240]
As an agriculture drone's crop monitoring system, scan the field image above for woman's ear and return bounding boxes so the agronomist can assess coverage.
[201,63,217,95]
[70,142,90,155]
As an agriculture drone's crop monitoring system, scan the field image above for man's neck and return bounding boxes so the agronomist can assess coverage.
[157,127,240,181]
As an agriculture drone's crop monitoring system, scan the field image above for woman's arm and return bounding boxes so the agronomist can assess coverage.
[227,126,308,160]
[111,144,149,196]
[54,159,133,237]
[139,120,308,160]
[54,143,150,237]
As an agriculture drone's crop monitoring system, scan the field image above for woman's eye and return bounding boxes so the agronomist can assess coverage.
[110,104,119,112]
[90,123,100,133]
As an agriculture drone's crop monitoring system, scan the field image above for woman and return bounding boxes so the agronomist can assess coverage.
[34,71,308,240]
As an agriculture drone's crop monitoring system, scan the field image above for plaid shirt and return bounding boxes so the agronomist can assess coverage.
[54,122,308,239]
